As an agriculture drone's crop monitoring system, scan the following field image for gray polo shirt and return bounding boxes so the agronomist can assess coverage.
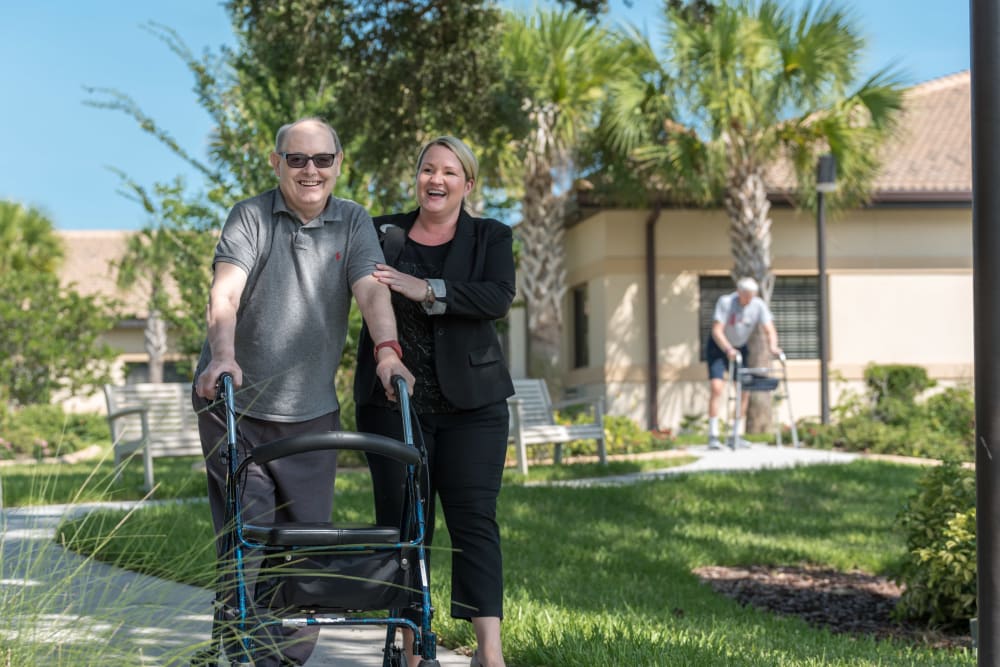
[196,189,384,421]
[713,291,774,348]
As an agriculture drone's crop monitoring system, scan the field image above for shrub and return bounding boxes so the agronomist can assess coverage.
[839,417,906,453]
[921,386,974,452]
[864,364,935,425]
[0,271,119,406]
[894,460,976,627]
[0,404,106,459]
[603,414,654,455]
[800,367,973,461]
[678,413,706,436]
[550,411,671,458]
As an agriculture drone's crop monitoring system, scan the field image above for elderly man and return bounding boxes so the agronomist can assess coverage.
[705,277,781,449]
[192,117,413,666]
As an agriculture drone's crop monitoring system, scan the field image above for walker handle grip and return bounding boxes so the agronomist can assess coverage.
[391,374,409,398]
[217,372,234,401]
[390,375,415,447]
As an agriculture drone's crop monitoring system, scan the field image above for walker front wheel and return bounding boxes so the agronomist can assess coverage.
[385,646,407,667]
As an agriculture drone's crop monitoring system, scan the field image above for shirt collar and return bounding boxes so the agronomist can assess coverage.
[272,189,341,228]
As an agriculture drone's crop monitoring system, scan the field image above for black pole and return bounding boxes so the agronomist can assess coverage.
[972,1,1000,663]
[816,190,830,425]
[645,206,662,431]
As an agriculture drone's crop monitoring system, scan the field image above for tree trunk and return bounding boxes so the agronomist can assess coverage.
[519,102,568,383]
[724,157,774,433]
[145,309,168,384]
[746,327,772,434]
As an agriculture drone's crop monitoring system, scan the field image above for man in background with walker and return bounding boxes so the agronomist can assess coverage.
[704,277,782,449]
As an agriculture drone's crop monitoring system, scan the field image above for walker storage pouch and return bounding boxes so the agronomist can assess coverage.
[257,547,418,613]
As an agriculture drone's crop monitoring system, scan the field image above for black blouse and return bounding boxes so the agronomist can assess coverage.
[369,238,457,414]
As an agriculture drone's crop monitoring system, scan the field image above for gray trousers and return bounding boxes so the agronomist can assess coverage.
[193,390,339,666]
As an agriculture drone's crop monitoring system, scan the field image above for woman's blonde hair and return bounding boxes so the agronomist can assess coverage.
[415,136,478,185]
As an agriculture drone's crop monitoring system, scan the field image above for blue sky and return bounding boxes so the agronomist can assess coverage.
[0,1,970,231]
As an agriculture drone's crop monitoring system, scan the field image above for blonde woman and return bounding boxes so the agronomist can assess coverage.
[354,136,515,667]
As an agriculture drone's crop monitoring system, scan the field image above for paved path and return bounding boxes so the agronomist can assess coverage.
[532,442,859,487]
[0,502,470,666]
[0,444,859,666]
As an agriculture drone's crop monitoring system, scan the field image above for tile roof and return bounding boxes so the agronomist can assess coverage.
[871,70,971,201]
[58,231,148,316]
[769,70,972,201]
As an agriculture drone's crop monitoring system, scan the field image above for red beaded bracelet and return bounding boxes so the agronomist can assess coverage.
[374,340,403,360]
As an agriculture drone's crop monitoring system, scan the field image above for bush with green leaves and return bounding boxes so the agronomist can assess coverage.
[893,459,976,627]
[602,414,655,455]
[0,271,119,407]
[548,411,673,458]
[0,404,107,459]
[678,412,706,436]
[798,364,973,460]
[864,363,936,425]
[923,386,974,449]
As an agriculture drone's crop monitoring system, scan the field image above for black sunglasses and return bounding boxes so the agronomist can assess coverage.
[280,152,337,168]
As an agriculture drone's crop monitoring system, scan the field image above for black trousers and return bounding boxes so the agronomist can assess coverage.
[193,389,339,666]
[358,401,509,620]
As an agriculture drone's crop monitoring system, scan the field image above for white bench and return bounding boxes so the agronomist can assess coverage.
[103,382,202,491]
[507,378,606,475]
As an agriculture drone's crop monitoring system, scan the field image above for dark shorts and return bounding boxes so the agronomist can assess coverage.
[706,337,748,380]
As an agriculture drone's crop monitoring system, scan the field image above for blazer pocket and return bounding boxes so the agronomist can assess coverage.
[468,344,502,366]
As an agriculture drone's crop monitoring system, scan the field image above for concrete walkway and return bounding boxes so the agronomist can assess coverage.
[0,502,470,667]
[0,444,860,666]
[532,442,860,487]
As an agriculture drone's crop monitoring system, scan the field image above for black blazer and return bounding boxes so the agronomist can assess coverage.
[354,208,516,411]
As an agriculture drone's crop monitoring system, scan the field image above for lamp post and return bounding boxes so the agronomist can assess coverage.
[816,154,836,425]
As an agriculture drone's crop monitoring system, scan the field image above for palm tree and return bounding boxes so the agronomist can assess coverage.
[114,228,174,383]
[0,201,64,274]
[502,8,624,380]
[604,0,903,429]
[112,177,219,383]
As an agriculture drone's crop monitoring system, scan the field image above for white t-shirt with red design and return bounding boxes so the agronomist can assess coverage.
[713,292,773,348]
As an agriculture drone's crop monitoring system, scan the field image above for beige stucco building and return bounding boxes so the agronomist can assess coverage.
[59,72,972,431]
[57,230,189,412]
[506,70,973,431]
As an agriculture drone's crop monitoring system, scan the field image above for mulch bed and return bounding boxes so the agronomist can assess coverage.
[693,564,973,650]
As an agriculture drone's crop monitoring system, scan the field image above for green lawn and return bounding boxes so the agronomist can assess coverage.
[0,455,208,507]
[0,452,695,507]
[51,460,975,666]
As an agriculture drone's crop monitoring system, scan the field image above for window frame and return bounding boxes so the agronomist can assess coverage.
[698,275,819,360]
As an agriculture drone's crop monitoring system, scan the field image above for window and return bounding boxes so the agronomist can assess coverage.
[698,275,818,360]
[571,284,589,368]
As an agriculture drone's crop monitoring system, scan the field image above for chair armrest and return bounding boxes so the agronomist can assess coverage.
[107,405,147,423]
[106,406,150,442]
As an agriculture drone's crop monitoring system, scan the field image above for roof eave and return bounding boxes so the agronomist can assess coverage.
[869,189,972,205]
[766,188,972,207]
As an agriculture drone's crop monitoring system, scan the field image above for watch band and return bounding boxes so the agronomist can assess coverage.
[374,340,403,360]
